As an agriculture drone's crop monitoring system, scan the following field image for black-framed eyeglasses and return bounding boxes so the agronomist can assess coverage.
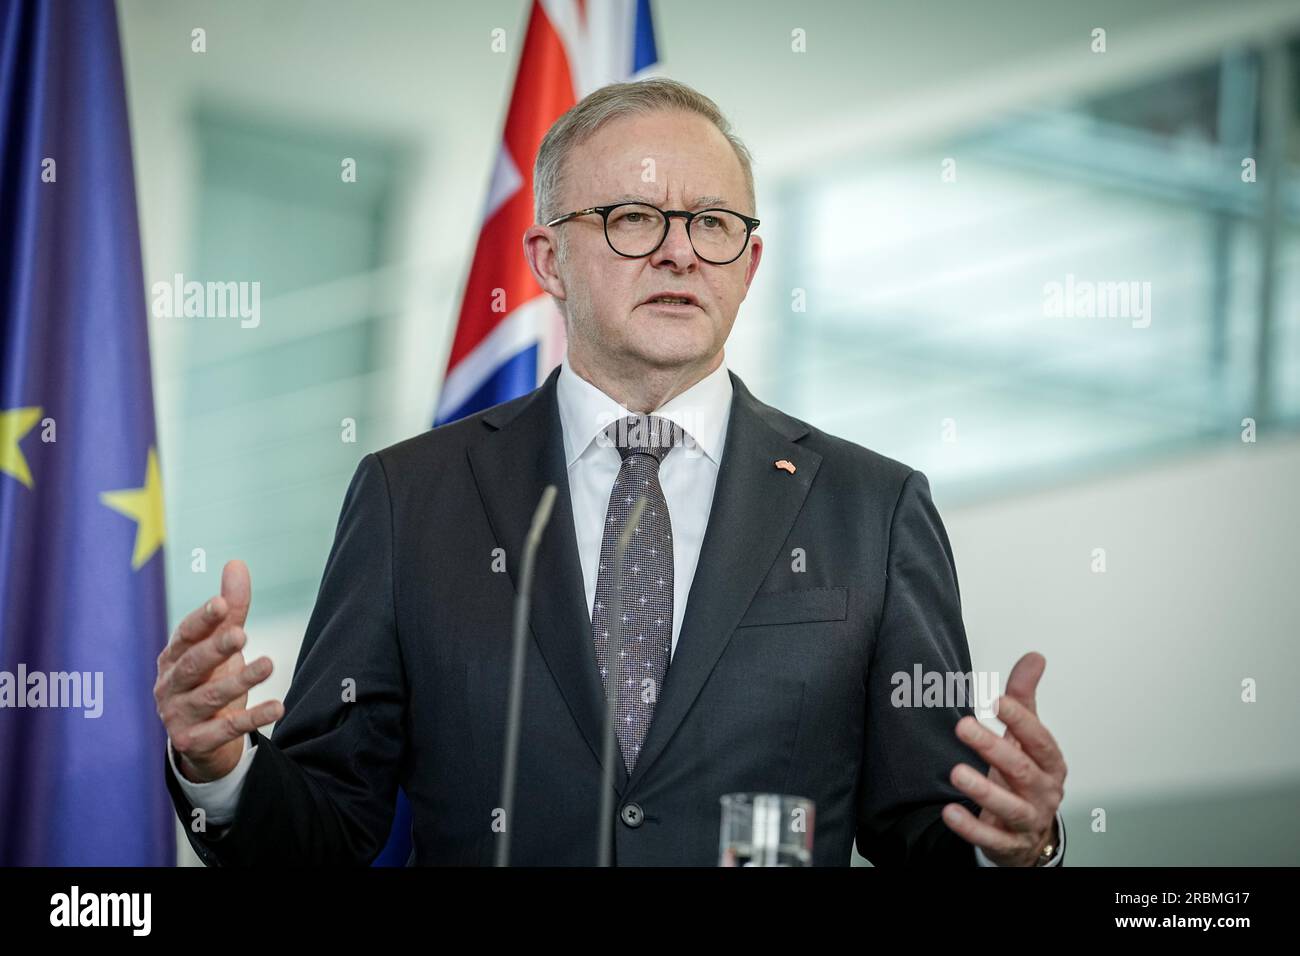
[546,201,760,265]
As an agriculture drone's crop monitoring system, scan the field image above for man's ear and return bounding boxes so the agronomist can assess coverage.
[523,225,567,301]
[740,234,763,295]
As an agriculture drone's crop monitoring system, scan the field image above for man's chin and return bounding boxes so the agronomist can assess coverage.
[628,343,717,372]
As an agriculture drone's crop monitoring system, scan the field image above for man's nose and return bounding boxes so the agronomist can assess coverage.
[650,215,698,267]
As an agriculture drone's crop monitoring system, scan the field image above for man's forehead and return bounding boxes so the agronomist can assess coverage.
[581,158,744,209]
[572,113,746,205]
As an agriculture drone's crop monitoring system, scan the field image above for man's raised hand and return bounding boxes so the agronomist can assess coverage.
[154,559,284,783]
[941,652,1067,866]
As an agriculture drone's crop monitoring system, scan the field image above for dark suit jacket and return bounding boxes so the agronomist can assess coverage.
[167,365,1041,866]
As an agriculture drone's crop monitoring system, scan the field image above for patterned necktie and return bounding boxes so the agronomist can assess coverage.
[591,414,682,775]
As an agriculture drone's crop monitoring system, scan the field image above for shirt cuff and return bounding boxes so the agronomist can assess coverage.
[167,732,258,826]
[974,810,1065,867]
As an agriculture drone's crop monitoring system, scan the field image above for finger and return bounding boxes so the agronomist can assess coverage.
[164,626,246,696]
[159,596,228,668]
[993,694,1067,779]
[941,802,1022,856]
[175,656,274,722]
[221,559,253,630]
[949,762,1043,834]
[956,715,1052,798]
[1003,652,1046,717]
[172,699,284,756]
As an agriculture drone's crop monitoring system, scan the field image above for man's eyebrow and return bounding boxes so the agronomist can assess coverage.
[610,193,730,209]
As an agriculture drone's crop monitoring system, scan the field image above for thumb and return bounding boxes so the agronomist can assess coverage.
[220,559,253,629]
[1001,651,1046,718]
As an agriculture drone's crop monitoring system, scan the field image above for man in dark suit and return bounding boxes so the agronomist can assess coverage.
[155,78,1067,866]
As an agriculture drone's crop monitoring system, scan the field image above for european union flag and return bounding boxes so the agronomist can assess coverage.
[0,0,174,865]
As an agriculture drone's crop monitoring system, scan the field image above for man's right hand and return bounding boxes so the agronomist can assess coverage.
[155,559,284,783]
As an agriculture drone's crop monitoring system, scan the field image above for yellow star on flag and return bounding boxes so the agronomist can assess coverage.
[100,446,166,570]
[0,406,44,488]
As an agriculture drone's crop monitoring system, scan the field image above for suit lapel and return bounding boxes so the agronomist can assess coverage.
[466,366,631,792]
[625,370,823,793]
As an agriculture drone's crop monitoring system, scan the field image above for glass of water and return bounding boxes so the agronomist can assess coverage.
[718,793,815,866]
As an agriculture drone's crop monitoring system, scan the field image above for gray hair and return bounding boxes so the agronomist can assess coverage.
[533,78,757,240]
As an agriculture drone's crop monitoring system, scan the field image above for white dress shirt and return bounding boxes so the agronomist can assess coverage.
[556,355,732,661]
[169,355,1063,865]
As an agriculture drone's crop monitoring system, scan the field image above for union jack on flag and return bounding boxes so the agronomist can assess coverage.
[433,0,661,425]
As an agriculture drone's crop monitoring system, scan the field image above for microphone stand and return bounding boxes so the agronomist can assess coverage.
[495,484,558,866]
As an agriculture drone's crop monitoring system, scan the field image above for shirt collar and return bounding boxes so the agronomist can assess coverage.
[556,355,733,468]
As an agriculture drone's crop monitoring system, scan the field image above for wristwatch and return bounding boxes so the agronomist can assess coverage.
[1034,818,1059,866]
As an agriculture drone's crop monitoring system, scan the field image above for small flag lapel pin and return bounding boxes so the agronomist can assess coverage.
[774,459,796,474]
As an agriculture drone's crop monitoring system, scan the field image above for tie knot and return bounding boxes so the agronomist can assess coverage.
[607,414,683,464]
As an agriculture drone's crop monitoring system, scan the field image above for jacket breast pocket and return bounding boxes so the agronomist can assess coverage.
[735,586,848,628]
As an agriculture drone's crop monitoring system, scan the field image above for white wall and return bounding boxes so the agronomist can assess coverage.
[949,431,1300,806]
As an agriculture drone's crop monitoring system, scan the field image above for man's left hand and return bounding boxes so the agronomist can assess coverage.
[942,652,1067,866]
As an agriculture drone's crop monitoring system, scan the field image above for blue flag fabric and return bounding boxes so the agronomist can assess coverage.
[0,0,174,865]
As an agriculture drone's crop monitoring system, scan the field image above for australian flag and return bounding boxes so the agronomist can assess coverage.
[0,0,174,864]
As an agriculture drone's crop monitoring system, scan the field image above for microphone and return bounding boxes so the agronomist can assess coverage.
[495,484,558,867]
[598,495,648,867]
